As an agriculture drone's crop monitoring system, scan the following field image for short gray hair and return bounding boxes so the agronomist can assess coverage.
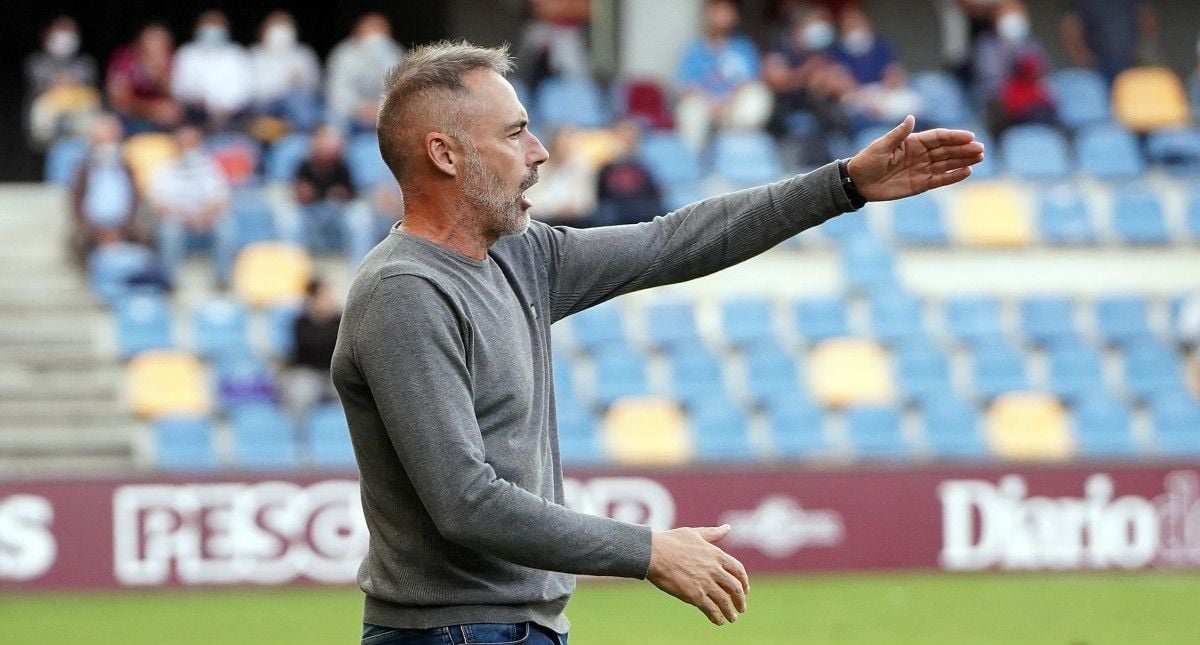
[377,41,514,191]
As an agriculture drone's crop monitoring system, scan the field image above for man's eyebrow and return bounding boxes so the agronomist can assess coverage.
[506,119,528,131]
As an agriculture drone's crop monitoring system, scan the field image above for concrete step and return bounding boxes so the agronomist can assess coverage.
[0,318,107,345]
[0,455,140,480]
[0,426,135,457]
[0,283,96,309]
[2,342,111,365]
[0,399,128,426]
[0,368,122,401]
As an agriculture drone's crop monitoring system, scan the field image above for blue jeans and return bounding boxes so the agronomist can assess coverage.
[361,622,567,645]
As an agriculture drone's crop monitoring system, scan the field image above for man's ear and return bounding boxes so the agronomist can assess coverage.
[426,132,459,178]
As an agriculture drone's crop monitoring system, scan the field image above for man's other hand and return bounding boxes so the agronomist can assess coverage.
[646,525,750,626]
[847,115,985,202]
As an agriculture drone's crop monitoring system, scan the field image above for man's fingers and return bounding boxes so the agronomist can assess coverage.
[930,153,985,173]
[707,585,739,624]
[916,127,977,149]
[722,553,750,595]
[696,524,731,543]
[928,165,973,189]
[871,114,916,151]
[713,568,747,613]
[698,597,726,625]
[928,141,985,162]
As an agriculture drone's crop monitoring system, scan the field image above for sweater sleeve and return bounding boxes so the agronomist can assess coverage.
[353,274,652,579]
[535,161,855,322]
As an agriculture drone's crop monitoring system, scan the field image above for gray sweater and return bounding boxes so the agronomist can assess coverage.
[330,161,854,633]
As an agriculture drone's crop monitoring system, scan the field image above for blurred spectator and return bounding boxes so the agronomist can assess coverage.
[517,0,592,93]
[352,180,404,264]
[846,66,924,131]
[593,120,664,227]
[1059,1,1157,83]
[675,0,773,152]
[106,23,183,135]
[69,114,138,264]
[250,10,322,133]
[993,52,1056,133]
[148,125,235,285]
[282,278,342,418]
[325,13,404,132]
[971,1,1050,111]
[172,10,255,132]
[936,0,1003,85]
[525,128,597,226]
[25,16,100,148]
[831,7,898,86]
[278,124,377,256]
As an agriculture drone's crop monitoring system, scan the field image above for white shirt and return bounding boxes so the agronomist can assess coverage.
[249,42,321,104]
[150,151,230,221]
[172,41,255,112]
[325,37,404,122]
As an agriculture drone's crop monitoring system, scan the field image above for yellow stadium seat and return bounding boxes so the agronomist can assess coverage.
[953,182,1032,248]
[232,242,313,308]
[122,132,179,194]
[986,392,1073,460]
[567,129,625,168]
[127,350,211,419]
[602,396,691,465]
[1112,67,1190,133]
[807,338,894,408]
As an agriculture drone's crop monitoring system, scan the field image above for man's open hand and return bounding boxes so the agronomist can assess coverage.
[646,525,750,626]
[847,115,985,202]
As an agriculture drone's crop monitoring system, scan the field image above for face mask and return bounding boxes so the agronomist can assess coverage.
[265,24,296,49]
[47,30,80,58]
[802,21,835,51]
[842,28,874,56]
[197,24,229,46]
[996,13,1029,43]
[362,32,391,53]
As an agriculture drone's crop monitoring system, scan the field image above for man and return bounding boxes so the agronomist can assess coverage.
[25,15,100,147]
[171,9,255,131]
[332,42,982,644]
[325,13,404,132]
[106,22,182,134]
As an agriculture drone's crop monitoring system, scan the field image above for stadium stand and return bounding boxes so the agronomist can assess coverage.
[602,396,690,465]
[986,392,1074,461]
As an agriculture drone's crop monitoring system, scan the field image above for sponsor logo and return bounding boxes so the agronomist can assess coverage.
[939,471,1200,571]
[564,477,675,530]
[0,494,56,581]
[719,496,844,558]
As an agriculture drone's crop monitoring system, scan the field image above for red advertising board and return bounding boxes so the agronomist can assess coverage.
[2,462,1199,591]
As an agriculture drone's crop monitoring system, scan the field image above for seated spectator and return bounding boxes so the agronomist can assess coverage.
[845,66,924,130]
[278,124,375,256]
[281,278,341,418]
[516,0,592,94]
[994,53,1056,132]
[935,0,1003,85]
[675,0,773,152]
[1060,1,1164,84]
[593,120,664,227]
[524,128,597,226]
[351,180,404,264]
[172,10,255,132]
[832,7,898,86]
[325,13,404,132]
[148,125,235,285]
[25,16,100,148]
[69,114,138,265]
[106,23,183,135]
[249,10,322,134]
[971,1,1048,108]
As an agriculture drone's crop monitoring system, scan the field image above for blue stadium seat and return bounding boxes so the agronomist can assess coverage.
[845,406,908,458]
[912,72,970,127]
[306,403,355,468]
[1048,69,1111,128]
[841,238,896,291]
[1187,188,1200,241]
[922,398,987,459]
[819,210,872,242]
[230,403,298,468]
[794,297,850,342]
[892,193,948,246]
[1047,342,1106,401]
[264,133,309,182]
[1000,124,1072,180]
[1095,296,1151,345]
[713,131,781,187]
[1112,185,1170,245]
[662,181,709,211]
[553,354,577,400]
[944,296,1004,345]
[115,292,174,358]
[192,298,250,357]
[44,137,87,186]
[1073,396,1138,457]
[569,302,628,353]
[667,348,727,404]
[88,243,157,304]
[1075,124,1144,180]
[229,189,278,248]
[1145,127,1200,176]
[639,131,703,184]
[765,396,827,458]
[894,340,953,404]
[965,128,999,179]
[154,417,217,470]
[347,133,390,190]
[266,304,302,358]
[870,292,925,343]
[1019,296,1077,345]
[690,399,755,462]
[743,343,803,401]
[1151,395,1200,457]
[556,395,604,464]
[720,297,776,348]
[214,353,276,410]
[591,347,650,405]
[536,77,608,129]
[1123,339,1186,400]
[971,341,1029,400]
[853,125,894,153]
[1038,185,1096,245]
[645,301,702,352]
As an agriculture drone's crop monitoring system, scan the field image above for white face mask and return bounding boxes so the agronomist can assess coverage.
[996,13,1029,43]
[802,21,835,51]
[197,24,229,46]
[842,28,874,56]
[265,24,296,49]
[47,30,79,58]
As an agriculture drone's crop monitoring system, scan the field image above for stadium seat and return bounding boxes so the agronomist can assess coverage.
[844,406,908,459]
[1123,339,1187,401]
[1151,395,1200,457]
[266,304,302,358]
[591,347,651,405]
[794,297,850,343]
[689,399,756,462]
[892,193,948,246]
[1075,124,1144,180]
[153,417,217,470]
[807,338,894,407]
[568,301,628,353]
[742,342,803,401]
[213,353,276,410]
[556,395,604,464]
[1000,125,1071,180]
[922,398,987,459]
[1095,296,1151,345]
[231,403,298,468]
[619,78,674,130]
[720,297,776,348]
[964,127,999,179]
[1112,67,1190,133]
[347,133,391,190]
[232,242,312,308]
[1037,185,1096,245]
[1187,189,1200,241]
[206,133,261,186]
[986,392,1073,460]
[1046,342,1106,401]
[971,341,1029,400]
[841,238,896,292]
[911,72,970,127]
[1112,185,1170,245]
[954,182,1031,247]
[553,354,577,400]
[869,292,925,343]
[122,132,178,193]
[536,77,609,129]
[639,132,704,210]
[88,242,157,304]
[229,189,278,248]
[712,131,781,187]
[127,350,211,419]
[1072,396,1138,457]
[1048,68,1110,129]
[894,339,954,404]
[44,136,87,186]
[667,348,728,404]
[819,209,872,242]
[1145,127,1200,176]
[645,301,702,351]
[1019,296,1077,345]
[602,396,690,464]
[264,133,310,182]
[306,403,355,468]
[765,396,828,458]
[114,292,174,358]
[192,298,250,357]
[944,296,1004,345]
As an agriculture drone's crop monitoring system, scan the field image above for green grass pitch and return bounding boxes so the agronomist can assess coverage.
[3,572,1198,644]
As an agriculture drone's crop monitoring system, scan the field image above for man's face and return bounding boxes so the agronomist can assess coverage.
[457,69,548,238]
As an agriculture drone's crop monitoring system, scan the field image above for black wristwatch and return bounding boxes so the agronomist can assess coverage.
[837,158,867,210]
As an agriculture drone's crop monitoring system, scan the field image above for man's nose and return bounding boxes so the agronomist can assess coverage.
[527,132,549,166]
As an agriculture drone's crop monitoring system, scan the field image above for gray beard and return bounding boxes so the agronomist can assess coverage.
[461,149,528,238]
